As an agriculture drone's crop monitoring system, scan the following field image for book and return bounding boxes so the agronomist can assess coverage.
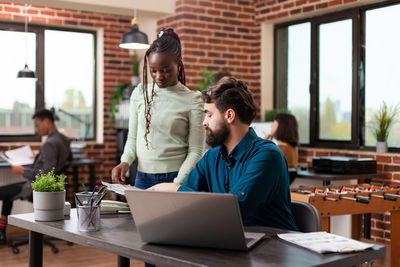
[101,181,141,196]
[277,232,374,254]
[0,145,34,166]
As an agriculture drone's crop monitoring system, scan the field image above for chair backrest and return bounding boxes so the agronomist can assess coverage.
[288,168,297,184]
[291,200,321,232]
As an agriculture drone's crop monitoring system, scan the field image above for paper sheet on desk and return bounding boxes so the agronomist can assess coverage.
[101,181,141,195]
[0,145,34,166]
[277,232,374,254]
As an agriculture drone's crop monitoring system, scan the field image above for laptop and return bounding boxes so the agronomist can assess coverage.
[124,190,265,251]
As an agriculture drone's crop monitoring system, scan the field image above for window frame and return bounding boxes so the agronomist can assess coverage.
[0,22,97,142]
[274,0,400,152]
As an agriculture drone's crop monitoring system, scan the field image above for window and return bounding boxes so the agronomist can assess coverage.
[0,23,96,141]
[274,1,400,150]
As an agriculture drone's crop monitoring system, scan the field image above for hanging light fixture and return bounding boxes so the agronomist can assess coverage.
[17,4,36,78]
[119,0,150,50]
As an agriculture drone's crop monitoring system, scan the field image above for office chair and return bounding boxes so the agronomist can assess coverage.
[291,200,321,232]
[8,163,71,254]
[288,168,297,185]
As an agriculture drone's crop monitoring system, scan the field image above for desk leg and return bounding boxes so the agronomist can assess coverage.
[29,231,43,267]
[363,213,371,239]
[118,256,130,267]
[391,210,400,267]
[73,166,78,193]
[89,165,95,191]
[321,217,330,232]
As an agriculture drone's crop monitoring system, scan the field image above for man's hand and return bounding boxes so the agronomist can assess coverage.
[11,165,24,174]
[111,162,129,184]
[148,183,181,192]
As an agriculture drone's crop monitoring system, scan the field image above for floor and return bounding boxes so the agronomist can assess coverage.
[0,225,144,267]
[0,225,390,267]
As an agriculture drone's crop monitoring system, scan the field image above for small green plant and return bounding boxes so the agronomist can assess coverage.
[371,102,399,142]
[197,69,215,92]
[31,169,66,192]
[110,82,130,119]
[264,109,291,122]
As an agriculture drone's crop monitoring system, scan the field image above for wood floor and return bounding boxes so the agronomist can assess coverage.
[0,225,144,267]
[0,225,391,267]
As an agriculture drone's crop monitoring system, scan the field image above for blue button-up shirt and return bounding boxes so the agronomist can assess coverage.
[179,128,298,231]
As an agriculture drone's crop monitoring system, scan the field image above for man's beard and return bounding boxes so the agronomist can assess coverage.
[205,122,230,147]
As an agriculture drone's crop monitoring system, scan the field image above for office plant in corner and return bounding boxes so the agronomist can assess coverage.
[371,102,399,153]
[31,169,66,221]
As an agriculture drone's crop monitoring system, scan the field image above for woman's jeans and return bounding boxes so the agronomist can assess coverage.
[134,171,178,190]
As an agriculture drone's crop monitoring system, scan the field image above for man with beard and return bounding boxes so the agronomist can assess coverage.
[149,77,297,231]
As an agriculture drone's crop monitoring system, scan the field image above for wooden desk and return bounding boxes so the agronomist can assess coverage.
[8,211,385,267]
[296,169,383,186]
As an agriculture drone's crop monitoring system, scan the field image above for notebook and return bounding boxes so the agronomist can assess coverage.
[124,190,265,251]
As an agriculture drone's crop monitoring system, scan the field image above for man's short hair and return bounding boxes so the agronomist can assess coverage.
[32,109,55,123]
[202,77,256,125]
[212,71,232,84]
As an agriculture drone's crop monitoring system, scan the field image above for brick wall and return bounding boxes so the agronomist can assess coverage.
[0,2,134,201]
[253,0,365,22]
[299,147,400,243]
[156,0,262,118]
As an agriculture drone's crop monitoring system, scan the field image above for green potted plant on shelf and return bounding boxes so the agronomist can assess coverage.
[31,169,66,221]
[197,69,215,92]
[370,102,399,153]
[110,51,141,119]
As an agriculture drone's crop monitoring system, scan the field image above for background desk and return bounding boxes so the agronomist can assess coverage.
[296,169,383,186]
[0,158,102,193]
[70,158,102,193]
[9,211,385,267]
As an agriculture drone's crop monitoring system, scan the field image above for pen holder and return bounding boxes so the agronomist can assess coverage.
[75,192,99,206]
[77,205,100,232]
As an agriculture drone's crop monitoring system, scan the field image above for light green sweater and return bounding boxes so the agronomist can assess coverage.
[121,82,205,184]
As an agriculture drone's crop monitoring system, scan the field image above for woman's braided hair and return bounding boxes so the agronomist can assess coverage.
[142,28,186,148]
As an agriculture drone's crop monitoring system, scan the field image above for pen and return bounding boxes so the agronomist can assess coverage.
[82,183,89,194]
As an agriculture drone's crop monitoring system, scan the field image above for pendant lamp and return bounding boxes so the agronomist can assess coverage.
[17,4,36,78]
[119,1,150,50]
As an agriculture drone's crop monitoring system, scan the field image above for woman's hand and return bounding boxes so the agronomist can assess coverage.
[111,162,129,184]
[11,165,24,174]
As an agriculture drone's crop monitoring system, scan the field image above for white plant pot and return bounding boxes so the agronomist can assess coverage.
[376,141,388,153]
[33,190,66,221]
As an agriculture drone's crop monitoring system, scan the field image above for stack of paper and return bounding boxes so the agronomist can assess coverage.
[0,145,34,166]
[277,232,374,254]
[101,181,141,195]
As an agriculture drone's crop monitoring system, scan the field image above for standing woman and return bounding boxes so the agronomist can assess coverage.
[112,28,205,190]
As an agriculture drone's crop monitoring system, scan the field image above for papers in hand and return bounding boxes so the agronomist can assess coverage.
[277,232,374,254]
[101,181,141,196]
[0,145,34,166]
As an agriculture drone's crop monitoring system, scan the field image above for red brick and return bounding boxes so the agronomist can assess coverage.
[40,10,55,16]
[329,0,342,7]
[0,13,12,19]
[4,6,20,13]
[376,156,392,163]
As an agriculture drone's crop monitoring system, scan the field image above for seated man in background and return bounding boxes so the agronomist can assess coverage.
[0,109,72,244]
[150,78,298,231]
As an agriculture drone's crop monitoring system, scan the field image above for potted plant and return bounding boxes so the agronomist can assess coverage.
[371,102,399,153]
[197,69,215,92]
[110,52,141,120]
[31,169,66,221]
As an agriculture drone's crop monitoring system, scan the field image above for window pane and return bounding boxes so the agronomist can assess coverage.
[288,23,310,144]
[45,30,95,139]
[318,20,352,140]
[365,4,400,147]
[0,30,36,135]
